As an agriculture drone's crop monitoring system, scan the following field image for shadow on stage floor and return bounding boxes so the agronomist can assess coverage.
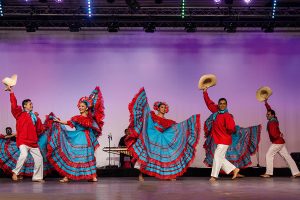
[97,167,296,177]
[0,167,296,179]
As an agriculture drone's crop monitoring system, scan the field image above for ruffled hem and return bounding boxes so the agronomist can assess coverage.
[0,137,53,176]
[127,114,201,179]
[46,122,98,180]
[128,87,146,129]
[47,144,97,180]
[203,124,262,168]
[203,157,253,170]
[92,86,105,138]
[125,87,146,148]
[0,161,53,177]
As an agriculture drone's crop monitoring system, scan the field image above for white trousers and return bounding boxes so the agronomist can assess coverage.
[134,161,141,170]
[12,144,44,180]
[211,144,236,178]
[265,144,299,176]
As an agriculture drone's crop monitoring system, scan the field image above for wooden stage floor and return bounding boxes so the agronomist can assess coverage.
[0,177,299,200]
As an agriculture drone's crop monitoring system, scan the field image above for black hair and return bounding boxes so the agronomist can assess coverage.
[79,100,90,110]
[218,98,227,104]
[158,103,165,108]
[22,99,31,108]
[5,127,12,135]
[268,109,276,117]
[82,101,89,107]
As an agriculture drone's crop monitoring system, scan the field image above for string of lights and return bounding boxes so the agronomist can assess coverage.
[1,1,299,32]
[181,0,185,19]
[272,0,277,19]
[0,0,3,17]
[87,0,92,17]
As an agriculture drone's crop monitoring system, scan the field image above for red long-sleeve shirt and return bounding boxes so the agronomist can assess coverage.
[10,93,44,147]
[265,101,285,144]
[203,91,236,145]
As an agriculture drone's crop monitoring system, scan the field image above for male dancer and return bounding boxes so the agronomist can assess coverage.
[261,100,300,178]
[203,87,240,182]
[6,86,45,182]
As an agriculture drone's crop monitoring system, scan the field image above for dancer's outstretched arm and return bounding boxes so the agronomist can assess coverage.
[53,118,68,125]
[6,87,22,119]
[203,87,218,113]
[265,100,272,111]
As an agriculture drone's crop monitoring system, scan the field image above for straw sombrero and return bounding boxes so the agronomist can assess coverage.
[2,74,18,90]
[256,86,272,102]
[198,74,217,90]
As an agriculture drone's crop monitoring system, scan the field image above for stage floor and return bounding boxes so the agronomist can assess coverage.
[0,177,299,200]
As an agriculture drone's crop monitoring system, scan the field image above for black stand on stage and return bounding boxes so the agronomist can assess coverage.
[253,150,261,168]
[108,133,112,168]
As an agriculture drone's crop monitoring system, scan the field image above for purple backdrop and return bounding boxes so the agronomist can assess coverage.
[0,30,299,168]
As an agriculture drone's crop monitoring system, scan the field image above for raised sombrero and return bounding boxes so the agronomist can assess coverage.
[256,86,272,102]
[198,74,217,90]
[2,74,18,90]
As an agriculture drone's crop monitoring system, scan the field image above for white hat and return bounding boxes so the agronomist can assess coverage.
[256,86,272,102]
[2,74,18,90]
[198,74,217,90]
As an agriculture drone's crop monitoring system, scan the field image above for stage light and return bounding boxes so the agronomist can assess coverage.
[214,0,221,4]
[56,0,63,3]
[87,0,92,17]
[107,22,119,32]
[224,23,236,33]
[0,0,3,17]
[144,22,156,33]
[125,0,140,12]
[181,0,185,19]
[184,22,197,32]
[69,23,81,32]
[244,0,252,4]
[272,0,277,19]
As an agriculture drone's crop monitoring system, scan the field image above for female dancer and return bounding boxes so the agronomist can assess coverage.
[126,88,200,180]
[47,87,104,182]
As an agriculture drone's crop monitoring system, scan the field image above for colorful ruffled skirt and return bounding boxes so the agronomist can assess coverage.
[0,131,53,176]
[47,123,99,180]
[204,125,261,168]
[126,88,201,179]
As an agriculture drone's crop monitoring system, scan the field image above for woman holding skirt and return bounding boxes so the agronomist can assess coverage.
[126,88,200,180]
[47,86,104,183]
